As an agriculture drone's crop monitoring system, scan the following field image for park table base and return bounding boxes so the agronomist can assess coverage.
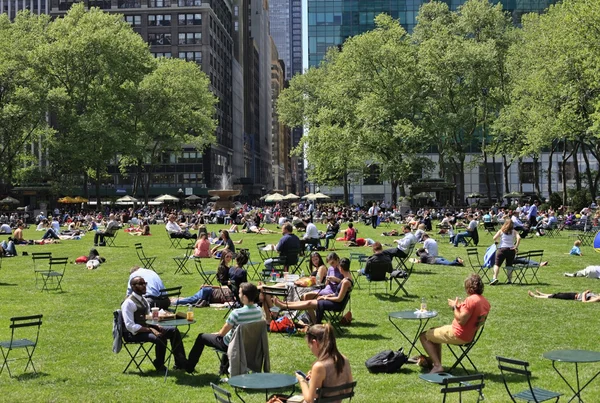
[388,315,433,357]
[551,361,600,403]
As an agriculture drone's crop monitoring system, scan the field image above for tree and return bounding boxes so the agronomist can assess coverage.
[277,50,365,204]
[0,12,52,189]
[413,0,514,204]
[31,4,155,200]
[119,57,217,203]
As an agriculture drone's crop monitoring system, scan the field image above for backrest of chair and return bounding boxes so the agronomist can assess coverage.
[135,243,144,257]
[32,252,52,270]
[314,380,357,403]
[496,356,535,401]
[159,286,182,299]
[261,285,289,299]
[466,316,487,347]
[441,374,484,403]
[210,382,232,403]
[366,261,393,281]
[281,249,300,266]
[10,314,43,345]
[466,248,481,268]
[526,250,544,265]
[49,257,69,273]
[256,242,266,250]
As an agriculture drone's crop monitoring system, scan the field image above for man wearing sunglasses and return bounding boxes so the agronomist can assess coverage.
[121,276,188,372]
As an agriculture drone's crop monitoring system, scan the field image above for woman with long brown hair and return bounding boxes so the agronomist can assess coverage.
[294,323,353,402]
[490,218,520,285]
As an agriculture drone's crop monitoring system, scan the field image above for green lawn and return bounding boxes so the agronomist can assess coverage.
[0,222,599,402]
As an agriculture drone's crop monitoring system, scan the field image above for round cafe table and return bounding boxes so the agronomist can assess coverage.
[388,310,438,357]
[228,373,298,403]
[543,349,600,402]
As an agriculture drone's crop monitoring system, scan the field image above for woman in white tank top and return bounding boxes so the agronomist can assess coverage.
[490,219,521,285]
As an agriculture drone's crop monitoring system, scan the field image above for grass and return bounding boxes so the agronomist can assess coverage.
[0,222,599,402]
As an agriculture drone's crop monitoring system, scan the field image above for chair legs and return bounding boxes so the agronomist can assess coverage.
[123,342,154,374]
[0,344,39,378]
[447,343,478,375]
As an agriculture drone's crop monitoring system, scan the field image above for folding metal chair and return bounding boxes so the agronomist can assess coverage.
[525,250,544,284]
[135,243,157,271]
[483,222,497,235]
[114,310,154,374]
[262,286,295,335]
[390,261,414,297]
[239,248,261,281]
[496,356,561,402]
[31,252,52,288]
[440,373,485,403]
[0,314,43,378]
[173,243,194,275]
[315,380,357,402]
[509,251,531,285]
[103,228,119,247]
[167,230,183,249]
[211,382,233,402]
[465,248,491,282]
[363,261,392,295]
[321,291,352,335]
[194,259,216,284]
[40,257,68,292]
[394,243,415,272]
[159,286,182,314]
[352,255,368,289]
[256,241,269,261]
[447,316,487,374]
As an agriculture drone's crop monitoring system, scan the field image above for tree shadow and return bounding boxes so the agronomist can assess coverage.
[14,371,51,381]
[340,333,391,341]
[0,282,18,286]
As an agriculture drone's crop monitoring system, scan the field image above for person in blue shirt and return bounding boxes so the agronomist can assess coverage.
[569,240,583,256]
[127,266,169,309]
[263,223,301,271]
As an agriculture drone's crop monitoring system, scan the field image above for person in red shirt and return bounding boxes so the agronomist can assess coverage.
[419,273,490,374]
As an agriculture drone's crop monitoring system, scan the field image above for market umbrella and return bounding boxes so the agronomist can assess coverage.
[116,195,139,204]
[413,192,435,199]
[0,196,19,204]
[284,193,300,200]
[72,196,88,203]
[313,192,331,200]
[58,196,76,204]
[154,194,180,203]
[301,193,316,200]
[503,191,525,199]
[265,193,285,202]
[467,192,483,198]
[185,194,201,201]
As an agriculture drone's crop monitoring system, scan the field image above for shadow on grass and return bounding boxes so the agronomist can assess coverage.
[14,371,51,381]
[339,333,391,341]
[373,293,418,302]
[0,282,18,286]
[173,371,221,386]
[345,321,377,328]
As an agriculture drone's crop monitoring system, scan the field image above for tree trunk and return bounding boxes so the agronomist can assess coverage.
[492,154,501,201]
[533,156,541,196]
[503,155,510,196]
[82,171,89,199]
[95,166,101,205]
[580,140,596,198]
[482,151,492,202]
[561,142,568,206]
[572,141,581,190]
[342,171,349,205]
[391,179,398,209]
[518,157,523,193]
[547,144,555,196]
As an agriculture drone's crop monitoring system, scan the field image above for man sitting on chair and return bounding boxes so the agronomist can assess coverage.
[383,225,416,259]
[186,282,263,374]
[127,266,170,310]
[419,274,490,374]
[94,213,120,246]
[166,214,196,239]
[121,276,188,372]
[359,242,392,280]
[263,223,301,272]
[300,218,320,252]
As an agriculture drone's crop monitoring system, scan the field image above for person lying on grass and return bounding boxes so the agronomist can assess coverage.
[528,289,600,302]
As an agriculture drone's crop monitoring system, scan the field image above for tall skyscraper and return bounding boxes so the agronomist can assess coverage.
[307,0,557,67]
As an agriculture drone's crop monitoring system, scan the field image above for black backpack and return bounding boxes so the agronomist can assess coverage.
[365,348,407,373]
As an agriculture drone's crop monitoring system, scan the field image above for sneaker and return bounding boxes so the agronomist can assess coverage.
[506,280,512,285]
[564,272,574,277]
[98,243,106,247]
[490,278,498,285]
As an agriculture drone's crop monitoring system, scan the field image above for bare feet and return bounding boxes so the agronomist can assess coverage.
[272,297,284,308]
[456,257,464,265]
[429,365,445,374]
[540,261,548,266]
[527,290,535,298]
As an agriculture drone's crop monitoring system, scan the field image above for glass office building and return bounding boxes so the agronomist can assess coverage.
[307,0,556,67]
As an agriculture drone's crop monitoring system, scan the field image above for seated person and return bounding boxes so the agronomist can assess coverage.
[165,214,196,239]
[210,230,242,258]
[419,274,490,374]
[0,223,12,233]
[94,214,120,246]
[569,240,583,256]
[263,223,301,272]
[216,251,234,285]
[121,276,188,371]
[272,258,353,325]
[564,266,600,278]
[127,266,170,310]
[12,222,28,245]
[0,239,17,256]
[528,289,600,302]
[322,218,340,250]
[228,252,249,289]
[337,223,357,245]
[358,242,392,280]
[415,234,464,266]
[193,233,211,258]
[300,218,320,251]
[186,282,263,374]
[308,252,328,284]
[293,324,353,402]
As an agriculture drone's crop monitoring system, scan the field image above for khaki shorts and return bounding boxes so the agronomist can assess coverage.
[425,325,467,345]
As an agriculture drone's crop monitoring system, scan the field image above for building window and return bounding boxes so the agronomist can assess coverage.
[148,33,172,45]
[178,0,201,5]
[118,0,141,7]
[520,162,535,184]
[148,14,171,26]
[125,15,142,26]
[363,164,382,185]
[234,21,238,31]
[149,0,170,7]
[234,5,238,16]
[178,51,202,63]
[152,52,172,58]
[178,13,201,25]
[558,162,576,182]
[178,32,202,45]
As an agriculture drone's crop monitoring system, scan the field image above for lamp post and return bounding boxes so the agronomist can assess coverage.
[177,188,184,211]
